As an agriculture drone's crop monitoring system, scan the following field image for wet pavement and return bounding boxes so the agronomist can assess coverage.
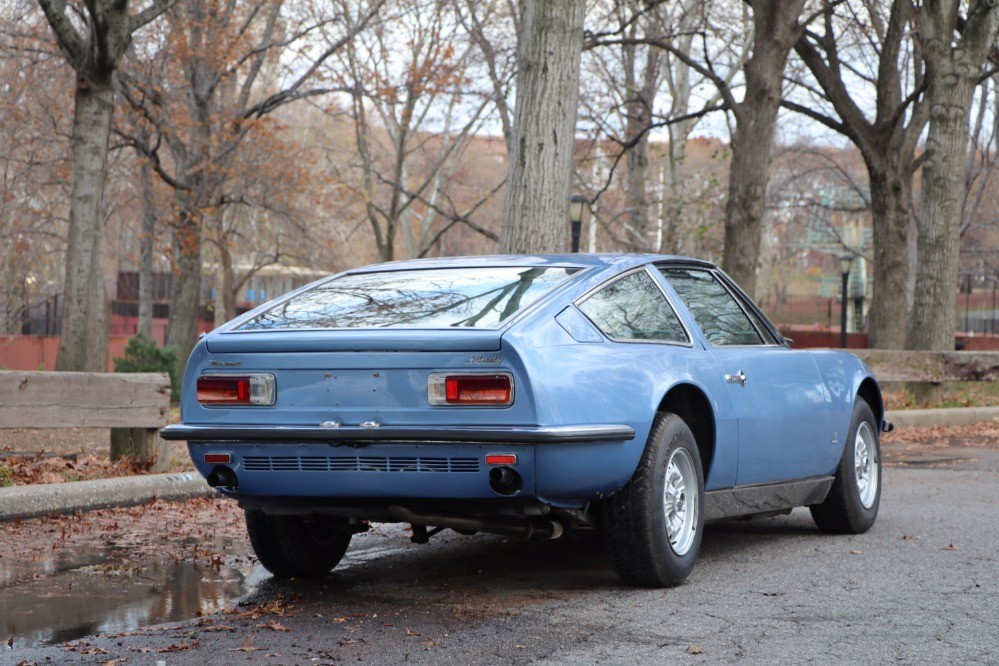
[2,443,998,663]
[1,544,260,649]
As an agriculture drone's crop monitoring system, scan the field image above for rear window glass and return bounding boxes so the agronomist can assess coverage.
[238,266,580,330]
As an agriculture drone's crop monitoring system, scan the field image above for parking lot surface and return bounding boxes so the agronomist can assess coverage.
[6,445,998,664]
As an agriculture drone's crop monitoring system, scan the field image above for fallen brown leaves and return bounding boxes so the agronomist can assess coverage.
[130,640,200,653]
[883,421,999,448]
[227,596,298,620]
[0,452,151,486]
[4,497,249,571]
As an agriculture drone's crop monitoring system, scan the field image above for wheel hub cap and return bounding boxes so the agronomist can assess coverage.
[663,448,698,556]
[854,421,879,509]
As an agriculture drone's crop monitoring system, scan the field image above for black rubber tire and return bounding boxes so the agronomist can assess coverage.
[602,412,705,587]
[245,511,352,578]
[810,399,881,534]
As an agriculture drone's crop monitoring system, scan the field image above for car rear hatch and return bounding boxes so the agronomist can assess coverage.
[189,330,534,430]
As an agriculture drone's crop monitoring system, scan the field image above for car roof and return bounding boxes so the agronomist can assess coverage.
[347,253,718,274]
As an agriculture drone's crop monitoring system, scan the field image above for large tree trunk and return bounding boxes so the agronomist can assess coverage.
[909,0,999,350]
[909,77,977,350]
[166,205,203,383]
[499,0,586,253]
[867,161,912,349]
[721,0,805,298]
[56,81,113,372]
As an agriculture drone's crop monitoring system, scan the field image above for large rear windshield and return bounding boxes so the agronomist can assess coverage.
[238,266,580,330]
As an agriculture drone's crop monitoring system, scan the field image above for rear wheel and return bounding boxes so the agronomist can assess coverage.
[602,412,704,587]
[810,399,881,534]
[245,511,352,578]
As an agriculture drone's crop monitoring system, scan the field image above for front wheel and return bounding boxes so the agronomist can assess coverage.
[245,511,352,578]
[810,399,881,534]
[602,412,704,587]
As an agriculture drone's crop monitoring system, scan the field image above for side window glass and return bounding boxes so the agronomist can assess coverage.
[659,268,763,346]
[578,271,689,344]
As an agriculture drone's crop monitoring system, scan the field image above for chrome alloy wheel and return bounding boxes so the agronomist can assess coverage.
[854,421,879,509]
[663,447,699,556]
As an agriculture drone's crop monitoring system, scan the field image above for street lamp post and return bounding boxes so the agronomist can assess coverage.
[840,254,853,348]
[569,194,587,253]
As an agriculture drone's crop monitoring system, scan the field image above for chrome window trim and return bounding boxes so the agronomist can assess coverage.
[655,264,772,348]
[711,269,786,347]
[573,266,694,347]
[224,265,594,335]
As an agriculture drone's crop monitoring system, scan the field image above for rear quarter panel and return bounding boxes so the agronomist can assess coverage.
[502,310,739,497]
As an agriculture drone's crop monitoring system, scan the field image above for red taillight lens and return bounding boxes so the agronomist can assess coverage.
[444,375,512,404]
[197,376,250,404]
[197,374,275,406]
[485,453,517,465]
[204,453,232,464]
[428,373,513,406]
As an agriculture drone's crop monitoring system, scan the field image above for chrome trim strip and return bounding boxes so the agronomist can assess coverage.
[160,423,636,443]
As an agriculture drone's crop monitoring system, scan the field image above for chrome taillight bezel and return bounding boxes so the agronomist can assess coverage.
[196,373,276,406]
[427,372,514,406]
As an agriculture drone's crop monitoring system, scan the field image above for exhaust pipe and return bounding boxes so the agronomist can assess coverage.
[389,505,563,540]
[206,465,238,488]
[489,466,522,495]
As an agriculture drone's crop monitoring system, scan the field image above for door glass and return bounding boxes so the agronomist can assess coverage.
[659,268,762,346]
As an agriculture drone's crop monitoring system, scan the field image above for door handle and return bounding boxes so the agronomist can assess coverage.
[725,370,747,387]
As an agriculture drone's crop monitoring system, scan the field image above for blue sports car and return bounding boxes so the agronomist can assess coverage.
[162,254,886,587]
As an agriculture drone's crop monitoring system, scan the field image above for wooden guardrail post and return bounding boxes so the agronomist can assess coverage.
[0,371,172,471]
[851,350,999,404]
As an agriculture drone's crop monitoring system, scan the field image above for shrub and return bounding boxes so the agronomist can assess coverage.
[114,332,180,404]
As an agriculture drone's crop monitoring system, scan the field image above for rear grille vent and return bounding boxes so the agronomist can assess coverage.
[242,455,480,474]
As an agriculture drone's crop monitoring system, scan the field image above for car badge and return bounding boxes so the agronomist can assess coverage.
[467,354,502,365]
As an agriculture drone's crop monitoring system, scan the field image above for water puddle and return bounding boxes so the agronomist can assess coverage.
[1,547,262,649]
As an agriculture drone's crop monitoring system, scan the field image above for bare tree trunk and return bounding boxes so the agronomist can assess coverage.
[166,205,202,378]
[792,0,927,348]
[137,148,156,339]
[722,0,805,299]
[867,163,912,349]
[219,240,237,324]
[622,38,660,252]
[910,75,978,350]
[909,0,999,350]
[38,0,176,370]
[499,0,586,253]
[56,81,113,372]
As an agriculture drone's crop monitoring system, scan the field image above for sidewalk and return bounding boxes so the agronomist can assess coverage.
[2,406,997,522]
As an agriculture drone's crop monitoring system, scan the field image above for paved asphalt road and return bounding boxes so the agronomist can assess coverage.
[8,446,998,665]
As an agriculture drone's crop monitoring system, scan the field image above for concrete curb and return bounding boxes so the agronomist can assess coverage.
[886,406,999,429]
[0,472,214,521]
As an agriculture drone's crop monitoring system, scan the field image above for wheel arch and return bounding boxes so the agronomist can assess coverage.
[856,377,884,427]
[657,383,716,482]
